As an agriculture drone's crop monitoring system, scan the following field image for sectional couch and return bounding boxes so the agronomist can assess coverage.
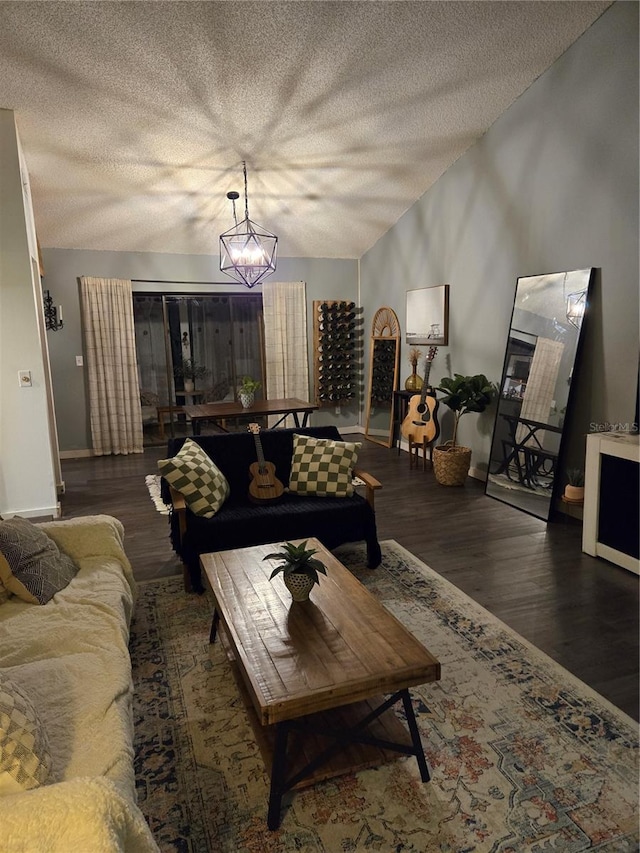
[0,515,158,853]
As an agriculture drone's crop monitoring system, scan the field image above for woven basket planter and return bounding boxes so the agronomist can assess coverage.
[432,442,472,486]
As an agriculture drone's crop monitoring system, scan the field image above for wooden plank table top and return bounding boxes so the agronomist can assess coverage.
[201,539,440,726]
[202,539,441,828]
[183,397,318,431]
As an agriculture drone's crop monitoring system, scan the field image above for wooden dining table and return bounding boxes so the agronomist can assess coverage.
[183,397,318,434]
[494,413,562,488]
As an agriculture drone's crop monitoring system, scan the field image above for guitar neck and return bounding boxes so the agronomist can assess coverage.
[418,359,433,402]
[253,433,266,468]
[423,360,433,388]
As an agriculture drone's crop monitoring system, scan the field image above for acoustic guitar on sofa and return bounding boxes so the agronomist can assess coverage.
[248,423,285,503]
[401,347,440,445]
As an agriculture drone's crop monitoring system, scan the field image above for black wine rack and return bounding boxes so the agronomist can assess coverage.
[313,300,360,406]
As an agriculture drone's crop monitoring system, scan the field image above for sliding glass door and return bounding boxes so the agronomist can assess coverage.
[133,292,264,440]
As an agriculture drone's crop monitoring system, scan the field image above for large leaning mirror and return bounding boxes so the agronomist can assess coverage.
[485,268,594,520]
[365,307,400,448]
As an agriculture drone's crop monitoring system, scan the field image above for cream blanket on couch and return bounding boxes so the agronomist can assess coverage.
[0,515,158,852]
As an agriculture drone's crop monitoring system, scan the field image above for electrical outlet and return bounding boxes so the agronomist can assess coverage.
[18,370,32,387]
[76,355,83,366]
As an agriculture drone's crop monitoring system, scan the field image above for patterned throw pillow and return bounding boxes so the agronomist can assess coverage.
[0,517,79,605]
[288,433,361,498]
[0,577,10,605]
[0,672,52,794]
[158,438,230,518]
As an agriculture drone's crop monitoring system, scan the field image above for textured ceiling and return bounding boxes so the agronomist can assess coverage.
[0,1,610,259]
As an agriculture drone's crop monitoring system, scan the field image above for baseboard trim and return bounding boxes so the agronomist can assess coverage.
[2,502,61,520]
[469,465,487,482]
[59,449,93,459]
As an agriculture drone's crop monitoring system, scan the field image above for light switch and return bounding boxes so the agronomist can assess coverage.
[18,370,32,387]
[76,355,83,366]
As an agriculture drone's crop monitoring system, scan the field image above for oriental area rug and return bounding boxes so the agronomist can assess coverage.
[130,541,638,853]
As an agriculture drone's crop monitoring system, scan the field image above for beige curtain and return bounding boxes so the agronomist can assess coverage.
[262,281,310,427]
[80,276,143,455]
[517,337,564,449]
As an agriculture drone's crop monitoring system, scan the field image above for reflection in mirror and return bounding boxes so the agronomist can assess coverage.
[485,268,594,520]
[365,307,400,448]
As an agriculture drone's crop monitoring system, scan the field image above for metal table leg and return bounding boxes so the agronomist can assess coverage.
[267,722,290,830]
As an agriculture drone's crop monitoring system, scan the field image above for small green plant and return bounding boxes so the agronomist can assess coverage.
[263,540,327,587]
[173,358,209,381]
[566,468,585,487]
[436,373,498,447]
[238,375,261,393]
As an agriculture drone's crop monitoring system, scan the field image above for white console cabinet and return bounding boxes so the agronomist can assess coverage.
[582,432,639,574]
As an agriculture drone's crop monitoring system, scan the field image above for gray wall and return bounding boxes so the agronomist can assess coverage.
[360,1,638,477]
[41,248,358,451]
[42,1,639,470]
[0,110,59,516]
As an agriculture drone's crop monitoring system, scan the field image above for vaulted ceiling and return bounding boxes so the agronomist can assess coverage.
[0,1,611,259]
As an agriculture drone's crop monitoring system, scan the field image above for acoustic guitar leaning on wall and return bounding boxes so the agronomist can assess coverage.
[401,347,440,445]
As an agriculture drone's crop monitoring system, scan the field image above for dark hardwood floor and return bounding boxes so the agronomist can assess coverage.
[59,432,639,721]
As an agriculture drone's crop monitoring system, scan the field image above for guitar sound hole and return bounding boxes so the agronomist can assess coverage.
[417,403,426,413]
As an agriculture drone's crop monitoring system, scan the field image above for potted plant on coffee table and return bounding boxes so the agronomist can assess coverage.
[433,373,497,486]
[264,540,327,601]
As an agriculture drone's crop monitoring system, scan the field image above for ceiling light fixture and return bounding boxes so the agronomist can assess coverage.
[219,161,277,288]
[566,289,587,329]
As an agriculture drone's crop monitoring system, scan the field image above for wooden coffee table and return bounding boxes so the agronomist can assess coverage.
[200,539,441,830]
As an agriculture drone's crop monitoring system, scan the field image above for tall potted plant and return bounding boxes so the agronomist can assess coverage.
[433,373,497,486]
[173,358,209,392]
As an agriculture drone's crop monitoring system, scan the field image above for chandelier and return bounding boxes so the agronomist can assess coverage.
[219,161,277,288]
[566,289,587,329]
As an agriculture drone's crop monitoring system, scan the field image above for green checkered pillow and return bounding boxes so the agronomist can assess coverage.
[289,433,361,498]
[0,673,52,794]
[158,438,230,518]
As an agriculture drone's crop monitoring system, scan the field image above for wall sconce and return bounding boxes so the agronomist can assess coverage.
[43,289,63,331]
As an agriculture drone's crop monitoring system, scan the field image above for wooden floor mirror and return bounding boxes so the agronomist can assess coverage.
[364,307,400,447]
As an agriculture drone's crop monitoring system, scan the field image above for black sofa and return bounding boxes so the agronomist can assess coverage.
[160,426,382,591]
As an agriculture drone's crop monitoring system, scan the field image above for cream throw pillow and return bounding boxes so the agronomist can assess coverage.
[288,433,361,498]
[158,438,230,518]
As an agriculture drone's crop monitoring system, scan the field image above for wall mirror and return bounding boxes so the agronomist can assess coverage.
[485,268,594,520]
[365,307,400,447]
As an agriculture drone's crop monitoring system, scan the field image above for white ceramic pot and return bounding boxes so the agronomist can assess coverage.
[283,572,315,602]
[239,390,255,409]
[183,379,195,393]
